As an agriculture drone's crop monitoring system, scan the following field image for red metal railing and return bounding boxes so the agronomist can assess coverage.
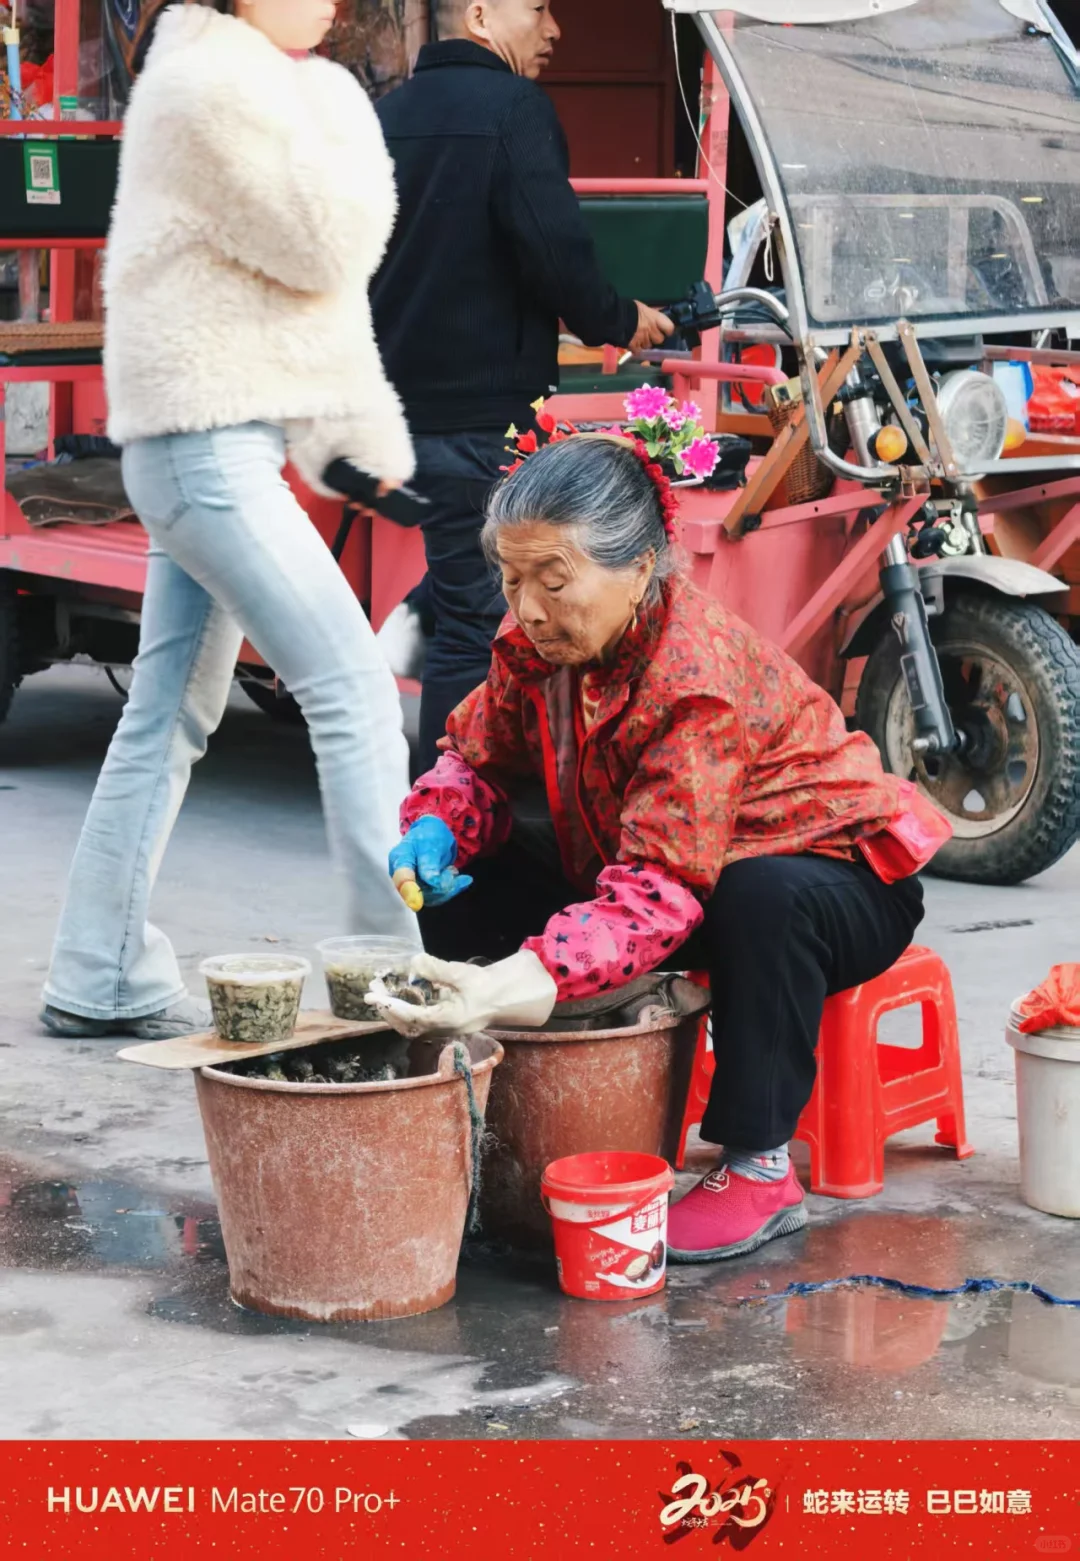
[660,358,786,386]
[570,178,709,196]
[1,237,105,248]
[0,121,121,135]
[660,355,787,404]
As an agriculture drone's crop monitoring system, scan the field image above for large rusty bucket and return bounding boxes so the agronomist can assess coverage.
[483,977,709,1246]
[195,1033,502,1322]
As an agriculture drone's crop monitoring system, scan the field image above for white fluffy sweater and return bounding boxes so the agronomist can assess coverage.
[104,4,414,488]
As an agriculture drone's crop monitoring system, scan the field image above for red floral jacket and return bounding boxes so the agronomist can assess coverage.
[402,578,938,999]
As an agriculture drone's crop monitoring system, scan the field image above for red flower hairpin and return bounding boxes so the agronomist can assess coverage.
[630,439,679,540]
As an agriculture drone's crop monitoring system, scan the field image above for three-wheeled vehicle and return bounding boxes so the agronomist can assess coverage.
[642,0,1080,884]
[2,0,1080,885]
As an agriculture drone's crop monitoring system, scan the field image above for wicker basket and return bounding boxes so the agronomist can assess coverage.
[0,321,103,355]
[765,380,834,505]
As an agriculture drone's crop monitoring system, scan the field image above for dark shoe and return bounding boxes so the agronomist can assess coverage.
[41,999,210,1041]
[668,1164,807,1262]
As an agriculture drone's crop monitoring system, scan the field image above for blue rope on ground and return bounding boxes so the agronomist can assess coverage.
[739,1275,1080,1307]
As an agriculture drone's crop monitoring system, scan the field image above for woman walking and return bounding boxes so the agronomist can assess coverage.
[42,0,418,1039]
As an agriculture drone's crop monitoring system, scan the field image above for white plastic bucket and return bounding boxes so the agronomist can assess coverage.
[1006,1003,1080,1218]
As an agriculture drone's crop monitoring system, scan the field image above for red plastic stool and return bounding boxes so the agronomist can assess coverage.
[675,946,974,1197]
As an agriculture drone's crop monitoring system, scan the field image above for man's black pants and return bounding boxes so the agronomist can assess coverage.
[407,431,508,773]
[420,843,925,1150]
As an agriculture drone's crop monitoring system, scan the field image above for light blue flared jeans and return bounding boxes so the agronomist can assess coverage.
[45,422,417,1019]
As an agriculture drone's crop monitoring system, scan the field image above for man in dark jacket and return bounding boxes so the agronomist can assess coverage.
[371,0,673,771]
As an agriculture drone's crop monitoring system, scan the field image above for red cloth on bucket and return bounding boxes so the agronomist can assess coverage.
[1016,965,1080,1033]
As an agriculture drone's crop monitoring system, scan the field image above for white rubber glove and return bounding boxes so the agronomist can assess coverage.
[367,950,557,1038]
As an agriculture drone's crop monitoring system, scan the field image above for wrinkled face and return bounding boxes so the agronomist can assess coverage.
[241,0,336,52]
[496,521,653,666]
[468,0,560,79]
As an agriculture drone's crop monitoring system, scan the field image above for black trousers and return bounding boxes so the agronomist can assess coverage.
[406,431,508,774]
[420,842,925,1150]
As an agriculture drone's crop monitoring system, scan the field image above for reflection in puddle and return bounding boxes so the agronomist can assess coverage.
[1008,1300,1080,1394]
[786,1288,949,1373]
[0,1170,224,1273]
[4,1162,1080,1407]
[685,1209,1080,1402]
[755,1284,1080,1397]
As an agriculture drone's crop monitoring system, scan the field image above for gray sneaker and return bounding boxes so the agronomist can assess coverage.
[41,998,211,1041]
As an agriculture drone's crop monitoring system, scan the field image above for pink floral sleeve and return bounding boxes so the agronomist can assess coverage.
[523,861,704,1000]
[400,752,512,866]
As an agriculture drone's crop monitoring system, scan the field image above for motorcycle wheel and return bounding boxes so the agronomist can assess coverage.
[856,593,1080,885]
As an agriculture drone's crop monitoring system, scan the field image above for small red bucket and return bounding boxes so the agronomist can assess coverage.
[541,1151,675,1301]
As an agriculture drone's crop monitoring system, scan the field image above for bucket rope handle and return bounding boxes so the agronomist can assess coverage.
[451,1043,485,1237]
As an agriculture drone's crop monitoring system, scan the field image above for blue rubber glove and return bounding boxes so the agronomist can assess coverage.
[389,816,473,908]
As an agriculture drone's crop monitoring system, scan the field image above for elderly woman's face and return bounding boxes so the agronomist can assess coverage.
[496,522,653,666]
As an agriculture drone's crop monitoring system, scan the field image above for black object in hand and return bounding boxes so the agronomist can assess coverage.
[322,459,431,526]
[664,281,721,351]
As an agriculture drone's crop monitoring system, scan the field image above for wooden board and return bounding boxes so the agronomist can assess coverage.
[117,1010,391,1071]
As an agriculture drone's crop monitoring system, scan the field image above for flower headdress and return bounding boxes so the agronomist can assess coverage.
[502,391,722,543]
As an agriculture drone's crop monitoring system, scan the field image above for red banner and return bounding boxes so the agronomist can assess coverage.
[0,1440,1077,1556]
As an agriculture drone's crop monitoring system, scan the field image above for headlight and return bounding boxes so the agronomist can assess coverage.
[935,370,1008,473]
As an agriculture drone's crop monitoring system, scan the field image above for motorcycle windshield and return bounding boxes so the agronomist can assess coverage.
[696,0,1080,330]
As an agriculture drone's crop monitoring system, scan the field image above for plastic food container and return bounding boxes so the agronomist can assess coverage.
[200,953,311,1044]
[316,936,419,1021]
[541,1151,675,1301]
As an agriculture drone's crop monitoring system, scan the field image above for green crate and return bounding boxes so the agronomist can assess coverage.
[579,195,709,306]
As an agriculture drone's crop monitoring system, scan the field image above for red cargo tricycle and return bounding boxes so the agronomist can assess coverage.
[3,0,1080,884]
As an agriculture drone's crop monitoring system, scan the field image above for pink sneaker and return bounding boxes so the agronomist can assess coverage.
[667,1164,807,1262]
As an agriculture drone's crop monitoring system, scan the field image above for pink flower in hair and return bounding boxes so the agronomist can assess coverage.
[624,385,673,422]
[682,400,703,425]
[662,405,687,432]
[680,436,721,480]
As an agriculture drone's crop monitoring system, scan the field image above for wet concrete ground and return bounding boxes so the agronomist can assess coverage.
[3,665,1080,1439]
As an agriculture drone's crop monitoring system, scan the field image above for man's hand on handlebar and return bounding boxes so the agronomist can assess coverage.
[629,301,676,353]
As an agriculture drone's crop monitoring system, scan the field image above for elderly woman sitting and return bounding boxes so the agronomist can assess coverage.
[374,435,946,1263]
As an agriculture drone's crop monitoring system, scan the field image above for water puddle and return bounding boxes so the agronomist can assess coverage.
[4,1153,1080,1430]
[0,1159,224,1274]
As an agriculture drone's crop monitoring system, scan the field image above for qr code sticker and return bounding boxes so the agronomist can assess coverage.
[30,155,53,187]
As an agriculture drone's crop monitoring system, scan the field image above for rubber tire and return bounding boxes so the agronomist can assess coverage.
[241,675,305,724]
[0,575,20,726]
[856,593,1080,885]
